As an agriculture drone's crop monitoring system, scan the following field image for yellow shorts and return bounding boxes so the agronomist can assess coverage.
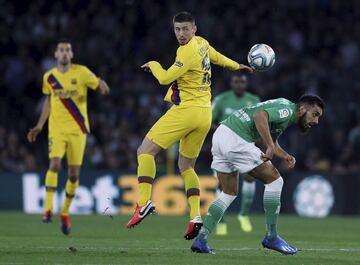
[49,133,87,166]
[146,105,211,158]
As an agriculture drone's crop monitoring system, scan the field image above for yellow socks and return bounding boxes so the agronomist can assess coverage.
[44,170,58,212]
[138,154,156,206]
[60,178,79,216]
[182,168,200,219]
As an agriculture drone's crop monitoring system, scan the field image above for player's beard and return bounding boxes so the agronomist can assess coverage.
[60,60,70,66]
[298,112,309,133]
[60,56,70,66]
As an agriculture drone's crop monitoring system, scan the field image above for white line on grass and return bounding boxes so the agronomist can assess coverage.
[2,246,360,253]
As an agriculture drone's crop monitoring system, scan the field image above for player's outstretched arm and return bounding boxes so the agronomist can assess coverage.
[253,110,275,161]
[209,46,253,73]
[142,59,191,85]
[141,45,193,85]
[27,96,50,143]
[97,79,110,95]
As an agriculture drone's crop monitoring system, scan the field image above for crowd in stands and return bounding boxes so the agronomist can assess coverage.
[1,0,359,174]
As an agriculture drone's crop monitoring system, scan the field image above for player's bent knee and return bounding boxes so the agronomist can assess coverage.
[266,176,284,191]
[223,180,238,195]
[49,159,61,172]
[68,175,79,183]
[68,167,80,182]
[49,164,61,172]
[250,162,280,184]
[178,155,196,173]
[269,167,281,181]
[137,138,162,156]
[217,171,239,195]
[136,145,145,156]
[219,177,238,195]
[178,160,191,173]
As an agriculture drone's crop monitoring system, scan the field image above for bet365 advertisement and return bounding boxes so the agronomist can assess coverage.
[0,171,359,216]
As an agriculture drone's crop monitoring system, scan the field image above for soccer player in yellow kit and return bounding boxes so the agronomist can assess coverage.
[27,40,110,235]
[127,12,253,240]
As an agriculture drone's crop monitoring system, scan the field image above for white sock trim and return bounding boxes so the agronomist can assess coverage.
[264,177,284,192]
[216,188,222,197]
[218,192,237,208]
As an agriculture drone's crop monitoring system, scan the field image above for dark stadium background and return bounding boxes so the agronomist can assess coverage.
[0,0,359,215]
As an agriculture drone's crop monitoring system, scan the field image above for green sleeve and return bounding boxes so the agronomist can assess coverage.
[212,98,221,123]
[264,106,292,123]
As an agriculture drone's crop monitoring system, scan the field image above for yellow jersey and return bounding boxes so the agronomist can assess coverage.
[148,36,240,107]
[42,64,100,135]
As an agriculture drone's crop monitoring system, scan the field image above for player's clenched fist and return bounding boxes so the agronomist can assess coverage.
[261,145,275,161]
[141,62,151,72]
[27,126,42,143]
[284,154,296,168]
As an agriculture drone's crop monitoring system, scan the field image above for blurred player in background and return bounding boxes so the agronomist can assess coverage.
[27,40,110,235]
[192,95,324,254]
[212,74,260,235]
[126,11,253,240]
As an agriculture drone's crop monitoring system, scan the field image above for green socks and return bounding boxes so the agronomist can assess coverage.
[263,177,284,239]
[239,180,256,216]
[216,188,226,223]
[198,192,236,243]
[199,176,284,244]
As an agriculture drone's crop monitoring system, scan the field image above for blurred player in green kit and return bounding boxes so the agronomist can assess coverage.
[211,74,260,235]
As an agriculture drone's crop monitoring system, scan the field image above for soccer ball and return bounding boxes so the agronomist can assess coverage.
[247,44,275,71]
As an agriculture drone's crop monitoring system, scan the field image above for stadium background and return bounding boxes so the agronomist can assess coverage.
[1,0,360,216]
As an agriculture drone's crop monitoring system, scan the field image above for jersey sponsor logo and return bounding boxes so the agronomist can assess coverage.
[54,90,77,99]
[174,61,183,67]
[279,108,289,118]
[71,78,77,85]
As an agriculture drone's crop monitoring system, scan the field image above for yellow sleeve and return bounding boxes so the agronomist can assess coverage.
[148,46,193,85]
[42,74,51,95]
[209,46,240,70]
[82,66,100,90]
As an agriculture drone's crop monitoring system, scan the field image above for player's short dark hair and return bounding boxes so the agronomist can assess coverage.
[298,94,325,109]
[173,11,195,24]
[233,73,248,80]
[57,38,72,46]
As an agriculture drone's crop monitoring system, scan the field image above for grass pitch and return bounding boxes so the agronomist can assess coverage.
[0,212,359,265]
